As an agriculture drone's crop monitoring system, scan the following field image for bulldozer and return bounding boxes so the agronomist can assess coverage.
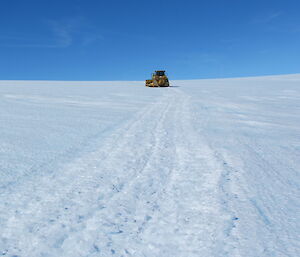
[145,70,170,87]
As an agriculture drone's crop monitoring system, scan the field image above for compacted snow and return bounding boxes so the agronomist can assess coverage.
[0,75,299,257]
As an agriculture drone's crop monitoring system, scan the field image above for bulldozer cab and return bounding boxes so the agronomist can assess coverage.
[146,70,170,87]
[155,70,165,76]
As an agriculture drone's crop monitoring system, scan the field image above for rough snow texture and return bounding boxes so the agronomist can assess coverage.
[0,75,299,257]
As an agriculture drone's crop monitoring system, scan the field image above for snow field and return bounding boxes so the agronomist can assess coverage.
[0,75,299,256]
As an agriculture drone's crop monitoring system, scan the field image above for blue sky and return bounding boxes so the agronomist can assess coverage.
[0,0,299,80]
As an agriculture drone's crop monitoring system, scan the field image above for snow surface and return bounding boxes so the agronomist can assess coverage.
[0,75,299,257]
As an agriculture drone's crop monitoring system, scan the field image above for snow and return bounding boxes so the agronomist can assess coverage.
[0,75,299,257]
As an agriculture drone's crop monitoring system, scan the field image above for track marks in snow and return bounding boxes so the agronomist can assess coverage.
[134,90,230,256]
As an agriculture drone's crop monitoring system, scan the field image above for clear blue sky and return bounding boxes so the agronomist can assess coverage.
[0,0,299,80]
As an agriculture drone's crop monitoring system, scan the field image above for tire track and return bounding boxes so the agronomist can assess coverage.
[134,90,228,257]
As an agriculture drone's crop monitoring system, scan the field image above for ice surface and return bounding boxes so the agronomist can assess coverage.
[0,75,299,256]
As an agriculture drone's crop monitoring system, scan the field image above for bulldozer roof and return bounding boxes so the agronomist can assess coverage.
[154,70,166,76]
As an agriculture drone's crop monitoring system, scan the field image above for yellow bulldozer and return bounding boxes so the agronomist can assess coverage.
[145,70,170,87]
